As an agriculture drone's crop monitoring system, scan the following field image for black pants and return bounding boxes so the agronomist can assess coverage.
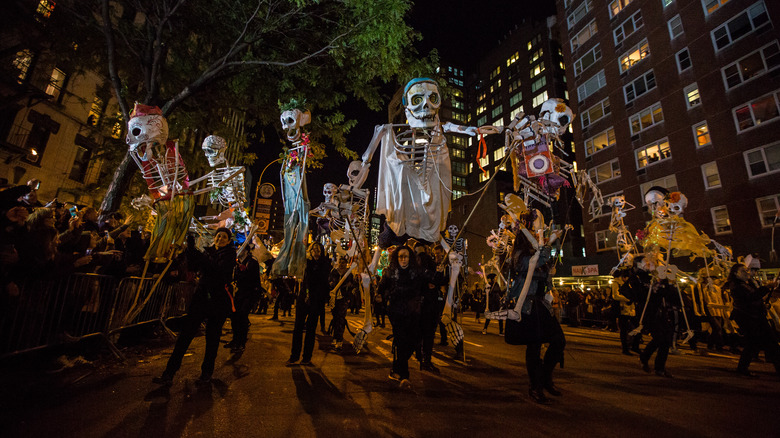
[525,306,566,390]
[483,318,504,333]
[420,297,441,363]
[389,311,420,380]
[641,312,674,372]
[331,298,349,342]
[164,296,227,379]
[736,318,780,372]
[289,301,323,362]
[618,315,641,353]
[230,293,258,347]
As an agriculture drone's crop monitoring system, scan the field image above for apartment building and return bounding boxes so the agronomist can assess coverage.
[557,0,780,271]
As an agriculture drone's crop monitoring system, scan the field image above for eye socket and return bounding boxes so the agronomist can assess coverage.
[411,96,423,106]
[430,93,439,104]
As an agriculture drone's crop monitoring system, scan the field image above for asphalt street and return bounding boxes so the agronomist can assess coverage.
[2,310,779,438]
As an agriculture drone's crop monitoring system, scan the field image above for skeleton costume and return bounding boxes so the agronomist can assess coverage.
[126,104,195,264]
[271,106,311,279]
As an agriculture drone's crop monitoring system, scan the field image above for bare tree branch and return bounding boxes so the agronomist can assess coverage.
[221,0,264,68]
[101,0,129,120]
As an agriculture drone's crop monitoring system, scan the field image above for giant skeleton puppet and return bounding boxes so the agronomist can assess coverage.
[124,103,195,322]
[271,101,312,279]
[352,78,500,349]
[608,195,637,273]
[189,135,252,247]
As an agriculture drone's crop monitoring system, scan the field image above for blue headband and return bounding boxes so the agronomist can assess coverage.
[402,78,437,106]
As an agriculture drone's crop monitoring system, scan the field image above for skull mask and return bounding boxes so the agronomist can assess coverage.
[201,135,227,167]
[539,98,573,136]
[403,79,441,129]
[323,183,338,204]
[499,214,513,231]
[644,187,669,219]
[666,192,688,217]
[447,224,459,239]
[347,161,366,187]
[280,109,311,143]
[126,110,168,154]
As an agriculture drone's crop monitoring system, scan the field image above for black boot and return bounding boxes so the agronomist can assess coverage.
[529,387,550,404]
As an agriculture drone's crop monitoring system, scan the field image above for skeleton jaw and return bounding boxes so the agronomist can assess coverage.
[405,108,437,129]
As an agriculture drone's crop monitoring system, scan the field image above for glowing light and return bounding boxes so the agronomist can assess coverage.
[30,148,38,156]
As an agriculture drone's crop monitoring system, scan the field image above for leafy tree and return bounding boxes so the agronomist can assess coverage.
[50,0,436,215]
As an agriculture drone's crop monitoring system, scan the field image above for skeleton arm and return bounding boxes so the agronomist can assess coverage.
[442,122,503,136]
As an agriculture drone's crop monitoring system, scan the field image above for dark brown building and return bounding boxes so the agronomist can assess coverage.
[556,0,780,272]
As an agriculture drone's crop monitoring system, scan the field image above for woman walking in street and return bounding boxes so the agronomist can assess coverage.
[286,242,331,366]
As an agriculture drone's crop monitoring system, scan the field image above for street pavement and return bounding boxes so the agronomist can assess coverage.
[2,309,779,438]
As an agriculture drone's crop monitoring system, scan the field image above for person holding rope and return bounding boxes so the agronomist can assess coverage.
[153,227,235,386]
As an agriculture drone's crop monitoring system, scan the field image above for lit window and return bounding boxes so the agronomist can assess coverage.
[702,0,730,15]
[711,2,771,52]
[676,48,692,72]
[629,102,664,135]
[35,0,56,21]
[509,92,523,107]
[532,91,549,108]
[756,194,780,227]
[87,97,104,126]
[507,52,519,67]
[581,98,610,128]
[452,148,465,159]
[610,0,633,18]
[668,15,684,39]
[635,138,672,169]
[585,127,616,156]
[693,121,712,147]
[479,171,491,182]
[45,68,66,101]
[490,66,501,80]
[530,49,544,63]
[663,0,674,7]
[701,161,722,189]
[531,62,546,78]
[619,39,649,73]
[12,50,33,83]
[711,206,732,234]
[744,142,780,178]
[477,104,487,114]
[493,148,506,161]
[453,190,465,200]
[453,176,466,187]
[733,90,780,132]
[491,105,503,119]
[510,107,524,120]
[508,79,522,93]
[721,42,780,90]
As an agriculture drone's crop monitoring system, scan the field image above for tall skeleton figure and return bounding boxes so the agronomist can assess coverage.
[124,103,195,322]
[439,224,468,346]
[190,135,252,243]
[271,103,312,279]
[354,78,498,352]
[484,214,515,286]
[354,78,499,271]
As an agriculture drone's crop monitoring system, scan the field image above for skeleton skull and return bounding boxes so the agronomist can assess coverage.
[323,183,338,204]
[499,214,513,231]
[666,192,688,216]
[538,98,573,136]
[126,107,168,153]
[280,109,311,143]
[201,135,227,167]
[610,195,627,209]
[347,160,366,187]
[644,186,669,219]
[403,79,441,129]
[447,224,459,239]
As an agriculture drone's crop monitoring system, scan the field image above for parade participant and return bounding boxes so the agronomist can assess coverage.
[417,248,446,372]
[153,228,235,386]
[225,244,263,354]
[505,224,565,404]
[638,274,679,378]
[328,256,356,352]
[377,246,424,388]
[482,274,505,335]
[286,242,331,366]
[725,262,780,377]
[612,269,641,355]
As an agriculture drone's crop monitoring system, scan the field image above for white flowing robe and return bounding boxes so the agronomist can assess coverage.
[368,124,451,243]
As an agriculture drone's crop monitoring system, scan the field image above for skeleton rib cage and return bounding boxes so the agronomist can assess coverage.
[392,129,447,190]
[131,144,189,199]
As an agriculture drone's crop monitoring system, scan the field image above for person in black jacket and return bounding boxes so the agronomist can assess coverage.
[225,246,263,354]
[153,227,236,386]
[482,274,505,335]
[726,263,780,377]
[639,277,680,379]
[417,249,447,372]
[328,256,356,352]
[286,242,331,365]
[377,245,423,389]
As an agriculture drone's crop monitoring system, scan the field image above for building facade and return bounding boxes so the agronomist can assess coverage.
[557,0,780,271]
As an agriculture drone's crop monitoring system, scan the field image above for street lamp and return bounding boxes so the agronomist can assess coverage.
[252,157,282,218]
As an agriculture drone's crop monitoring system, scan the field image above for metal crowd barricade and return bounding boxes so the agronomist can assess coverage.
[0,273,120,358]
[1,272,198,360]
